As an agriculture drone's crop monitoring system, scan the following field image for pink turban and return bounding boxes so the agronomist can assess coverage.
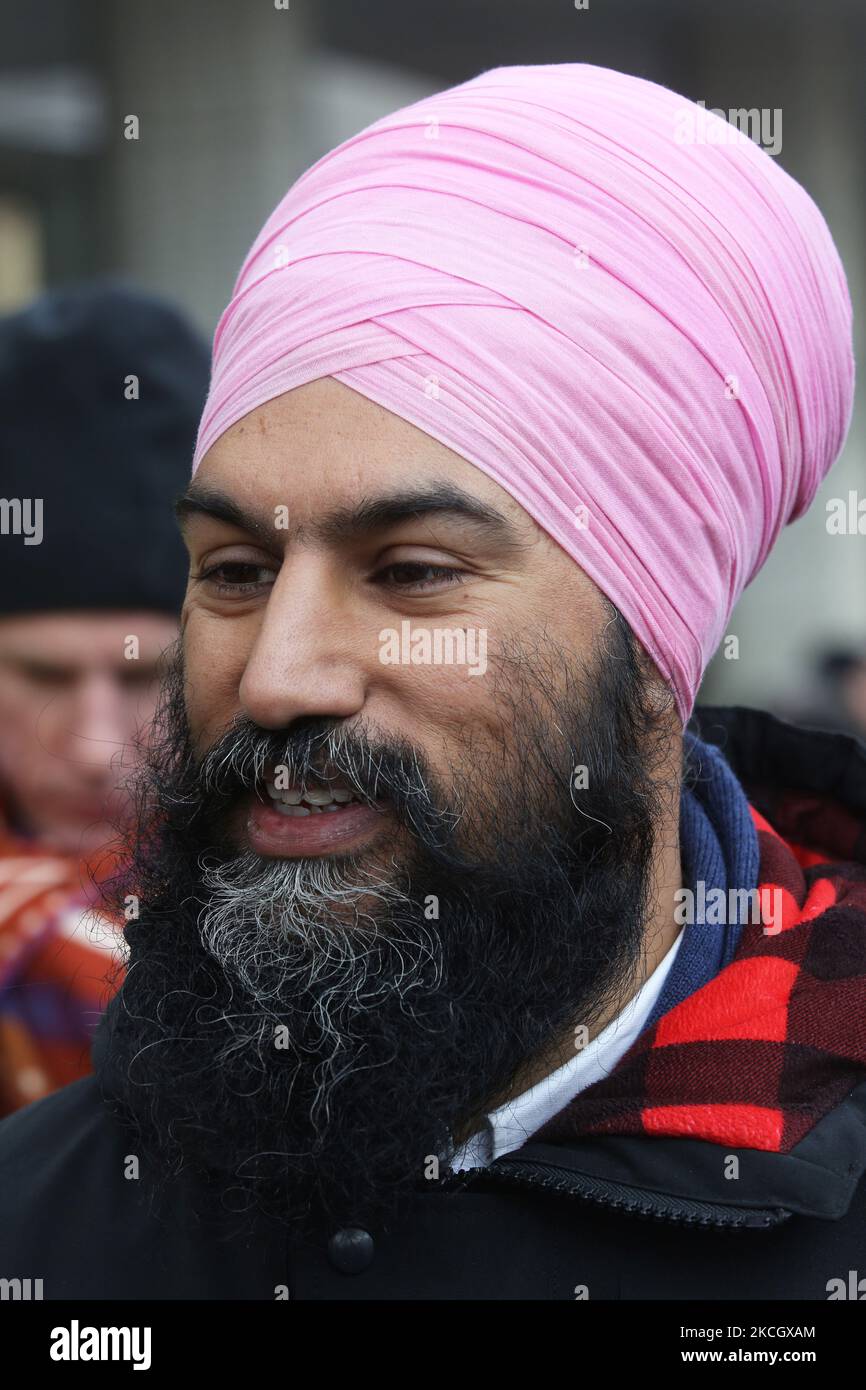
[192,63,855,725]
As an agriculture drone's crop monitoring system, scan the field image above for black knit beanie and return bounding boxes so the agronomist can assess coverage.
[0,279,211,616]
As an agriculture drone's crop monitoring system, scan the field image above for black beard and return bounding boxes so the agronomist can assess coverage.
[96,608,673,1239]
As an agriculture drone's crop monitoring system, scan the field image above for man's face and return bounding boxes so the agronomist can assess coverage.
[0,612,177,856]
[179,377,615,863]
[99,376,678,1235]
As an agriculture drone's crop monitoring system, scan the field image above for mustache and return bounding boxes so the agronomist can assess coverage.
[182,714,468,862]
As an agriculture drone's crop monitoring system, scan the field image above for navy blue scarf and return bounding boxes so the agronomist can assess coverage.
[643,729,760,1031]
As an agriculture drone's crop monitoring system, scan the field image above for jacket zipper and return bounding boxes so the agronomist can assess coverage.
[439,1158,789,1230]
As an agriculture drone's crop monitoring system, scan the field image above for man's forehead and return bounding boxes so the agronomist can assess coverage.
[202,376,462,476]
[185,382,536,546]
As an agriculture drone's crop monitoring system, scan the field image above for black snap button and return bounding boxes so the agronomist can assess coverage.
[327,1227,375,1274]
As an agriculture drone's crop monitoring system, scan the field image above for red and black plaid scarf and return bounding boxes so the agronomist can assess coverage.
[537,789,866,1153]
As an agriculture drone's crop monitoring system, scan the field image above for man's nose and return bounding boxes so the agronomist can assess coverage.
[238,563,369,730]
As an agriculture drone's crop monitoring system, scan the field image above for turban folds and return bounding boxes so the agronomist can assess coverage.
[192,63,854,724]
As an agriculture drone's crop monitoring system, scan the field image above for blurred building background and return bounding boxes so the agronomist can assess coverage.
[1,0,863,722]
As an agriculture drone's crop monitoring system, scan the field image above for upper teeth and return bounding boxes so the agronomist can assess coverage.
[265,781,357,806]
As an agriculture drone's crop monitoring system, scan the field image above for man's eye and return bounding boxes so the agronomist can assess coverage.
[374,562,465,592]
[198,562,276,594]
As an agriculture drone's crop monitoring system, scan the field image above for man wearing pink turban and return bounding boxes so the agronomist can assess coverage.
[1,63,865,1304]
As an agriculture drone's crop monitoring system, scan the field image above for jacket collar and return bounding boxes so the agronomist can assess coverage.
[479,707,866,1223]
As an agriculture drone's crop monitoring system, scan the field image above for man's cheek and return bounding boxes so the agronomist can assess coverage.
[182,626,248,749]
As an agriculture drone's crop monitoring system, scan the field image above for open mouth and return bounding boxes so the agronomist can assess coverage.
[262,773,368,817]
[244,768,388,858]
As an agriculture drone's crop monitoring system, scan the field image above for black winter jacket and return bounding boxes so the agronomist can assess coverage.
[1,706,865,1301]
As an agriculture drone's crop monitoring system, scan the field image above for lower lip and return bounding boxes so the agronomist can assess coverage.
[245,795,388,858]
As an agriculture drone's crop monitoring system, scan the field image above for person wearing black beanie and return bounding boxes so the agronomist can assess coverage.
[0,277,208,620]
[0,280,209,1116]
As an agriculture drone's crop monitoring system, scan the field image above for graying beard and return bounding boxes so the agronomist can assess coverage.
[195,849,443,1134]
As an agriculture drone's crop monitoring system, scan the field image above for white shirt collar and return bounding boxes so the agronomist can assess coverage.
[449,927,685,1172]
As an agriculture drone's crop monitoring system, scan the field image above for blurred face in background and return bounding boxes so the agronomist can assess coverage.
[0,611,177,857]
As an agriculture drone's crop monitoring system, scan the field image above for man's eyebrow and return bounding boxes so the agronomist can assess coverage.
[175,487,275,543]
[174,482,524,549]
